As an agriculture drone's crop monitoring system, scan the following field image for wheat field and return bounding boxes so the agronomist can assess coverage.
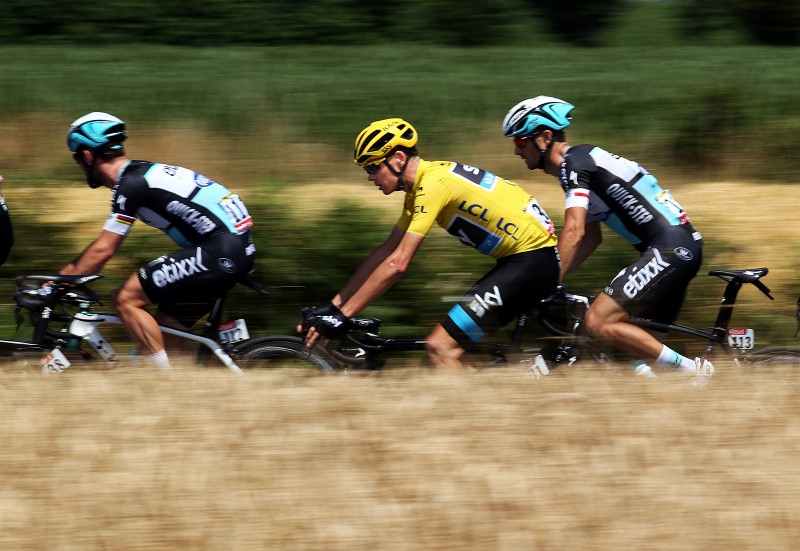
[2,360,800,550]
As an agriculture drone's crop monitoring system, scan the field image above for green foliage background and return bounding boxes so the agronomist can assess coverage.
[0,1,798,348]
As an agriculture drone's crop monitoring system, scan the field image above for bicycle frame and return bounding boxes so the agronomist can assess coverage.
[67,311,245,374]
[9,273,273,374]
[538,267,778,363]
[330,313,537,371]
[332,267,784,373]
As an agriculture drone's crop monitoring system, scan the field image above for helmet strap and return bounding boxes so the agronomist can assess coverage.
[535,132,554,170]
[537,147,548,170]
[78,150,103,189]
[384,155,409,192]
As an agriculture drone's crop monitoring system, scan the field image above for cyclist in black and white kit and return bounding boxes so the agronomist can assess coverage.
[61,112,255,369]
[502,96,713,386]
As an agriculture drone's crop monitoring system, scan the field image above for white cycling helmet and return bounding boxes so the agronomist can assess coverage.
[67,112,127,153]
[502,96,574,138]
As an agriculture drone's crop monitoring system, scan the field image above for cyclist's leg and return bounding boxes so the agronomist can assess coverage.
[112,273,168,365]
[426,324,465,369]
[153,309,193,356]
[585,294,664,359]
[435,248,559,368]
[135,234,254,365]
[588,226,702,372]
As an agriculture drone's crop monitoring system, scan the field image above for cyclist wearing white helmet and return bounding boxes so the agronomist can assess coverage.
[61,112,256,369]
[301,118,560,369]
[502,96,713,385]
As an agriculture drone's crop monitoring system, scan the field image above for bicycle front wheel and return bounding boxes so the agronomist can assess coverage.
[741,347,800,367]
[234,336,341,373]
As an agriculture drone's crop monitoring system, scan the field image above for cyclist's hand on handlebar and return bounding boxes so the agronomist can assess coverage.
[298,303,337,334]
[298,302,350,347]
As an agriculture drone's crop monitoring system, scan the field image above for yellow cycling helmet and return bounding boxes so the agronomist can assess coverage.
[353,118,418,168]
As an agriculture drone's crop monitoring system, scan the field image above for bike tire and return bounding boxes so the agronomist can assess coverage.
[233,336,340,373]
[740,346,800,367]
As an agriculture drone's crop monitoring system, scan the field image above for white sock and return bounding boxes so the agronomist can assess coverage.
[655,345,696,373]
[149,349,171,370]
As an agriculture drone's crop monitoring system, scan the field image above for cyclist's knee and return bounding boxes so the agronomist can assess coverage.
[584,309,606,339]
[585,307,621,342]
[112,278,151,313]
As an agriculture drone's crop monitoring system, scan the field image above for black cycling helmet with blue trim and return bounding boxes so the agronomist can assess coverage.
[67,112,127,188]
[502,96,574,170]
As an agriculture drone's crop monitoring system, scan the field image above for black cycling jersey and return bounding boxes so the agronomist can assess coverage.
[560,144,696,247]
[100,160,256,315]
[104,161,254,247]
[559,145,703,322]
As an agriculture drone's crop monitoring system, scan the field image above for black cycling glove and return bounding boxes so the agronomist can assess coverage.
[302,302,350,338]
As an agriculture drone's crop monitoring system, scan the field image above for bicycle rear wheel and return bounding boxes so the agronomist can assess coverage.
[740,347,800,367]
[234,336,341,373]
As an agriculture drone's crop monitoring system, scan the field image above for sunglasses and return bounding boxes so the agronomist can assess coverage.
[364,162,382,175]
[514,137,531,148]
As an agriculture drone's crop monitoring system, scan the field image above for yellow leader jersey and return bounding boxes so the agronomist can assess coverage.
[397,160,558,259]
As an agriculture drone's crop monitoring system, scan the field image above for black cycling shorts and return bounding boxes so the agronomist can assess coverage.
[137,232,255,324]
[442,247,560,344]
[604,224,702,324]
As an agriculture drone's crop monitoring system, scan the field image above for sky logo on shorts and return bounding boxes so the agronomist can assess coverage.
[468,285,504,318]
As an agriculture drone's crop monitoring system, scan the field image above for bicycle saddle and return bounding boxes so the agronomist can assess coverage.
[708,267,768,283]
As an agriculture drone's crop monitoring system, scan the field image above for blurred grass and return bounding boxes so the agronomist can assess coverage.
[2,364,800,550]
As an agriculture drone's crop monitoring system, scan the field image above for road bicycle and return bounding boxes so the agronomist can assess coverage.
[309,266,800,375]
[6,273,336,374]
[534,267,800,371]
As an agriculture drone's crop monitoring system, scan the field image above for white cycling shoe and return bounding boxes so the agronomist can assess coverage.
[690,357,715,388]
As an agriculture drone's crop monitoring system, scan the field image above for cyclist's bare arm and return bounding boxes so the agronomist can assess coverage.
[339,230,425,318]
[558,208,602,282]
[334,225,407,307]
[60,230,125,275]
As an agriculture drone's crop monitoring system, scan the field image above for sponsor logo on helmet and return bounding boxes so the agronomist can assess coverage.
[506,107,529,132]
[139,268,148,280]
[217,258,237,273]
[623,249,671,299]
[152,249,209,288]
[674,247,693,261]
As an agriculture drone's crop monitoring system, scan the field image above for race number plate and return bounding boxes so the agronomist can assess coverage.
[219,319,250,344]
[728,327,755,350]
[42,348,71,374]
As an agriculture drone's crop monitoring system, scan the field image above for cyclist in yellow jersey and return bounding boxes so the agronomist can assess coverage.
[301,118,559,369]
